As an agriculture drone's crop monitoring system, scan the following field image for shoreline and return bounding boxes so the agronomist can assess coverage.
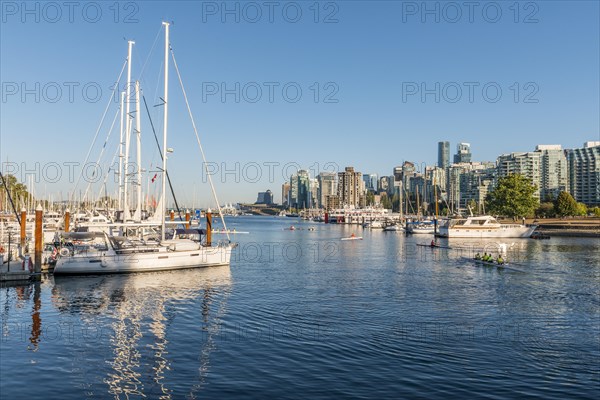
[504,217,600,238]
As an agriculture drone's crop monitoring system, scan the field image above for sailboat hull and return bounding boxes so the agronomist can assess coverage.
[53,245,232,275]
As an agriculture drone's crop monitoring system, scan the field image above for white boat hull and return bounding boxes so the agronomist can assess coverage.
[54,245,232,275]
[438,226,535,238]
[410,228,434,234]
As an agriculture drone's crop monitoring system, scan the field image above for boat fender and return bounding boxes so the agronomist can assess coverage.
[59,248,70,257]
[22,256,33,272]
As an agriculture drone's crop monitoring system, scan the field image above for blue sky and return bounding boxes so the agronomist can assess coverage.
[1,0,599,206]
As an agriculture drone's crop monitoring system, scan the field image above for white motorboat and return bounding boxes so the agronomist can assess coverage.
[383,224,404,232]
[437,215,536,238]
[365,220,384,229]
[407,223,435,234]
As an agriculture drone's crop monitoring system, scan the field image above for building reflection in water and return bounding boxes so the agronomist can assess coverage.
[51,266,232,398]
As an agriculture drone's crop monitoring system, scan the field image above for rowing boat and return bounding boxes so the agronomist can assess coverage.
[460,257,525,273]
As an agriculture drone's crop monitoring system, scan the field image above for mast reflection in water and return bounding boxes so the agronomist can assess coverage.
[18,267,231,399]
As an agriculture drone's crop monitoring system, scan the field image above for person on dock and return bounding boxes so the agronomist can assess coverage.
[431,239,435,247]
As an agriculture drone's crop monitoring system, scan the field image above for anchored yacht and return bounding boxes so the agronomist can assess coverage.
[437,215,536,238]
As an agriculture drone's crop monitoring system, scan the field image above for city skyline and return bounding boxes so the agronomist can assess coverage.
[1,2,599,205]
[1,138,599,207]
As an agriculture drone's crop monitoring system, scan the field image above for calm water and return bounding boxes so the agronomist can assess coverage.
[1,216,599,399]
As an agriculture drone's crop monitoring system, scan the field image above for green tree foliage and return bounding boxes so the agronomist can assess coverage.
[380,193,392,210]
[536,202,555,218]
[485,174,539,218]
[391,194,400,212]
[576,202,588,216]
[365,191,375,207]
[0,174,31,208]
[554,191,578,217]
[591,207,600,217]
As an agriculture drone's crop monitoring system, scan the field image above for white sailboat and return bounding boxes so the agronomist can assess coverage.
[54,22,234,275]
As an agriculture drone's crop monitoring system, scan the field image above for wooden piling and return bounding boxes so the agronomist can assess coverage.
[34,204,43,273]
[185,210,190,229]
[20,208,26,252]
[206,210,212,247]
[64,208,70,232]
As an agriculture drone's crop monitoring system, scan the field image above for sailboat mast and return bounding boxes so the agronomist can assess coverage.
[399,181,403,220]
[135,80,142,221]
[434,173,439,218]
[123,40,135,220]
[118,91,125,211]
[161,22,170,241]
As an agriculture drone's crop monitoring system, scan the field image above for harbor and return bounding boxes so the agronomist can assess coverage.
[2,1,599,398]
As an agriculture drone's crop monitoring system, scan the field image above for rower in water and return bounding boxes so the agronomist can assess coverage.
[496,254,504,265]
[474,252,481,260]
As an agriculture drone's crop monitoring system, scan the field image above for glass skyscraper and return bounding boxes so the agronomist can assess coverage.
[438,141,450,168]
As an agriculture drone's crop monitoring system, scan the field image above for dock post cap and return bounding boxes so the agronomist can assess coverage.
[21,208,26,212]
[35,204,43,211]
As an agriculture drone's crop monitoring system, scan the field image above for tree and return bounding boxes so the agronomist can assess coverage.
[554,191,578,217]
[1,174,31,209]
[365,191,375,207]
[391,194,400,212]
[380,193,392,210]
[576,202,587,216]
[485,174,539,218]
[592,207,600,217]
[536,202,555,218]
[467,199,477,214]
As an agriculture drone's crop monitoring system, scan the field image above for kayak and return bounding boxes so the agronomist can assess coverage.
[416,243,452,249]
[341,236,363,241]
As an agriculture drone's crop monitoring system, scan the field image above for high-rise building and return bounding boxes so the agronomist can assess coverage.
[289,170,311,209]
[567,142,600,206]
[438,141,450,168]
[337,167,363,208]
[369,174,378,192]
[424,166,446,207]
[256,190,273,205]
[378,176,392,195]
[496,152,542,199]
[310,178,319,208]
[362,173,379,192]
[447,162,495,211]
[281,183,290,207]
[324,195,340,210]
[362,175,372,191]
[453,143,472,164]
[535,145,568,201]
[317,172,337,209]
